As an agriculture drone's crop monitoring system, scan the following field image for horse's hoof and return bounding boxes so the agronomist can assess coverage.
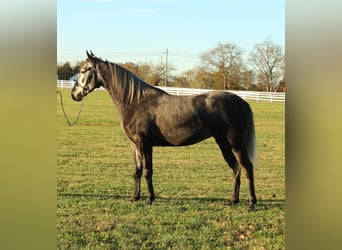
[248,204,256,212]
[130,196,140,202]
[145,195,155,205]
[226,199,239,206]
[248,198,257,211]
[146,199,153,205]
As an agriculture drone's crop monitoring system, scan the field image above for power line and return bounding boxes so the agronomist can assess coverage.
[57,51,198,61]
[57,50,200,73]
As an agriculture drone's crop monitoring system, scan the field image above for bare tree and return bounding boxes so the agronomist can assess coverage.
[200,42,243,90]
[130,61,175,86]
[249,39,285,92]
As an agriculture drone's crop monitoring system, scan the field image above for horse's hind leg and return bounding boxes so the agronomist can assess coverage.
[215,137,241,206]
[232,148,257,211]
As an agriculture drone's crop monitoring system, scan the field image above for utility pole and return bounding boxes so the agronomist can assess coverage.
[164,48,168,86]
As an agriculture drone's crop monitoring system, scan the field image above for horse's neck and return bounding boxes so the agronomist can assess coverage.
[104,81,124,111]
[99,64,130,116]
[100,62,164,116]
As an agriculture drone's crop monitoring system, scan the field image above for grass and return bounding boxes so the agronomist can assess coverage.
[57,88,285,249]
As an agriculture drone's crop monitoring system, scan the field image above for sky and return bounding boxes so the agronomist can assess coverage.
[57,0,284,73]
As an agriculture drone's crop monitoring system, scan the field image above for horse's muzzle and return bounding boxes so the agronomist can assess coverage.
[71,87,84,102]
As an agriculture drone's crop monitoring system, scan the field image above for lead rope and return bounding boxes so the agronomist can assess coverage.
[57,90,85,126]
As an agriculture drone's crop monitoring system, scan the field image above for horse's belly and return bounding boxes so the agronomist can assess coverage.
[153,124,211,146]
[153,99,212,146]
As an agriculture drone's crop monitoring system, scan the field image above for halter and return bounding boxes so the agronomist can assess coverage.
[77,66,101,96]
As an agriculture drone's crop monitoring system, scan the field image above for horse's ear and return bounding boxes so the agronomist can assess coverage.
[86,50,96,62]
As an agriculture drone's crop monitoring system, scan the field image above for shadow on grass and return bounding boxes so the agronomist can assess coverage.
[58,192,284,210]
[157,196,284,210]
[57,192,130,200]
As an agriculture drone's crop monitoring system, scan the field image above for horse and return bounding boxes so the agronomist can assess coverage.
[71,51,257,210]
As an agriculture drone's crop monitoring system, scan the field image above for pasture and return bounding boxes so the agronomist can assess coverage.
[57,88,285,249]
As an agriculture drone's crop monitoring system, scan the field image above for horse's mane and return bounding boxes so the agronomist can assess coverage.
[104,61,165,104]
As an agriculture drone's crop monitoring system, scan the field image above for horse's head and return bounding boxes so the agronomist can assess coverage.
[71,50,103,101]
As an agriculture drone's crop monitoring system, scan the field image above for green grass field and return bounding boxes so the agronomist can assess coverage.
[57,88,285,249]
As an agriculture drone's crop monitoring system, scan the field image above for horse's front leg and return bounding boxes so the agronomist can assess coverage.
[142,144,155,205]
[131,146,142,202]
[131,142,155,205]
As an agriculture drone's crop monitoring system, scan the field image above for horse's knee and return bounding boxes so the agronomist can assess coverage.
[134,168,142,178]
[143,168,153,178]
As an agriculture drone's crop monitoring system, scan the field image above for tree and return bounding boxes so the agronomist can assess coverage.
[57,61,74,80]
[172,76,189,88]
[136,63,154,82]
[120,62,140,76]
[200,42,243,90]
[57,61,83,80]
[131,61,176,86]
[248,39,285,92]
[182,67,216,89]
[139,61,165,86]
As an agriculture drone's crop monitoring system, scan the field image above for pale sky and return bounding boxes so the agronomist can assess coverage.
[57,0,284,73]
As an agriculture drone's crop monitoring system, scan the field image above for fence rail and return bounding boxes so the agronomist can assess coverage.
[57,80,285,103]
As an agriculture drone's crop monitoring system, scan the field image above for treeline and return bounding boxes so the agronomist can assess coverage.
[57,39,285,92]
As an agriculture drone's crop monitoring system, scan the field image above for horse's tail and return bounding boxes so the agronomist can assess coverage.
[247,111,257,166]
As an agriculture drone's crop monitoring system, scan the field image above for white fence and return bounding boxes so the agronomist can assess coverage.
[57,80,77,89]
[57,80,285,103]
[159,86,285,103]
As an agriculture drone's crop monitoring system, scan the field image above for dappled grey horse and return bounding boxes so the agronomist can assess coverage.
[71,51,257,210]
